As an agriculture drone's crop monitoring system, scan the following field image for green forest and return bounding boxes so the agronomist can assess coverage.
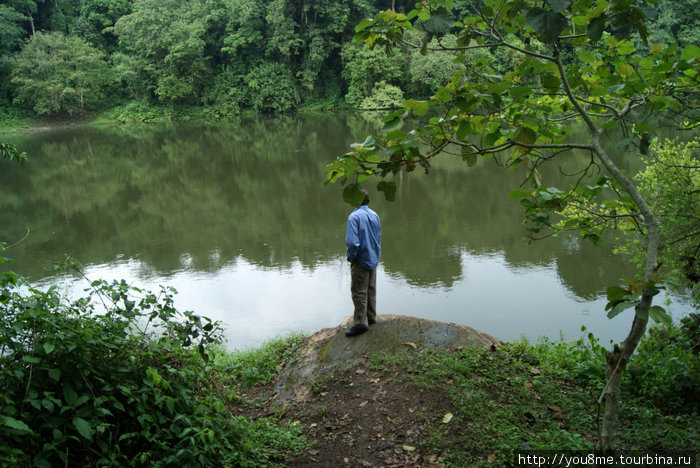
[0,0,698,120]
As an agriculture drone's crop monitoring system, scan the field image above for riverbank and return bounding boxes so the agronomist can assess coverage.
[223,316,699,467]
[0,102,353,135]
[1,297,697,466]
[0,104,221,134]
[0,109,105,134]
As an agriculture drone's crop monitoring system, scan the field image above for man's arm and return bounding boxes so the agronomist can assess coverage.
[345,215,360,261]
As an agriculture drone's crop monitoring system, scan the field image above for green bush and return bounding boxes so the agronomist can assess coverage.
[526,327,608,389]
[201,66,245,117]
[244,62,300,113]
[0,104,31,129]
[0,255,303,466]
[214,334,305,388]
[359,81,405,110]
[102,102,213,123]
[407,33,466,97]
[524,320,699,414]
[107,101,172,123]
[622,317,700,413]
[341,40,408,108]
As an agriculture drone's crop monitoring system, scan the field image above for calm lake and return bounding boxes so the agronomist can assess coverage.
[1,113,694,349]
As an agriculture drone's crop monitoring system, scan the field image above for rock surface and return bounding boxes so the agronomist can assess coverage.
[272,314,502,406]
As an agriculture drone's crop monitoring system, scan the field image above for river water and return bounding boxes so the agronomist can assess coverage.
[1,113,694,349]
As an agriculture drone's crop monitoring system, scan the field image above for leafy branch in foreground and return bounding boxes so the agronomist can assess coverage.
[326,0,699,452]
[1,142,27,162]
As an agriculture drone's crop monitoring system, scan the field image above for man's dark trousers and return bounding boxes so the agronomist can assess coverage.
[350,260,376,329]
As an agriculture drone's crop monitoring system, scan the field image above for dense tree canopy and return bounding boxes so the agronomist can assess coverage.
[11,31,112,115]
[0,0,696,116]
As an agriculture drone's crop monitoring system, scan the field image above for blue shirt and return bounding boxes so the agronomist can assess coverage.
[345,205,381,270]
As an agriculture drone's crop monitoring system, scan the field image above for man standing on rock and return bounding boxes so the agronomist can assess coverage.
[345,188,381,337]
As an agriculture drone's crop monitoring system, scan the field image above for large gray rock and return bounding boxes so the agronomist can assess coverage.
[272,314,502,406]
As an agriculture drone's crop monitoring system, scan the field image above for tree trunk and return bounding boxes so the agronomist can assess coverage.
[598,312,649,451]
[556,49,662,448]
[591,140,660,452]
[26,7,36,36]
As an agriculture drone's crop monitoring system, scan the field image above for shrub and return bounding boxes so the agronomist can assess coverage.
[0,255,303,466]
[341,40,408,107]
[201,66,245,116]
[107,101,172,123]
[407,33,466,97]
[622,317,700,413]
[244,62,300,113]
[526,327,608,389]
[359,81,405,110]
[214,334,305,388]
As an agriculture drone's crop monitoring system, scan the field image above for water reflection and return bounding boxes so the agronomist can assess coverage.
[1,114,694,349]
[32,251,690,350]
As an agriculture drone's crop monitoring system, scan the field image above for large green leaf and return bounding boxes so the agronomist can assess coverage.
[457,121,472,140]
[587,14,606,41]
[542,74,561,93]
[605,285,628,305]
[355,18,374,33]
[513,127,537,146]
[607,301,636,319]
[377,181,397,201]
[484,129,503,147]
[572,15,589,27]
[63,384,78,406]
[548,0,572,12]
[73,417,95,441]
[405,99,430,116]
[1,416,33,433]
[423,13,453,33]
[649,305,671,328]
[509,189,534,200]
[382,116,402,132]
[343,183,366,207]
[682,44,700,61]
[510,86,533,99]
[525,8,569,43]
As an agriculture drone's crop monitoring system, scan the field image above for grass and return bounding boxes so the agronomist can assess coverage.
[203,321,697,466]
[207,334,311,463]
[364,323,698,467]
[0,105,32,131]
[213,333,306,388]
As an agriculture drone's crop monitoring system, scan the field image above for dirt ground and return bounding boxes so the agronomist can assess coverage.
[231,316,504,467]
[239,354,463,468]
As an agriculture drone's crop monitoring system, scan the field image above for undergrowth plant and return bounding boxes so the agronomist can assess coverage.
[0,253,306,467]
[372,324,698,465]
[213,333,305,388]
[623,317,700,413]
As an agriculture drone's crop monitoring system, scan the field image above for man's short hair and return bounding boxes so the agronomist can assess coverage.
[361,189,370,205]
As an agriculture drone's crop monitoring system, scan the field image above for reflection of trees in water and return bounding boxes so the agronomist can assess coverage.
[1,116,354,276]
[378,134,636,295]
[1,114,633,299]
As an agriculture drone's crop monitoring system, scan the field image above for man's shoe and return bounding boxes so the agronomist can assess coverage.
[345,325,369,337]
[368,318,376,326]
